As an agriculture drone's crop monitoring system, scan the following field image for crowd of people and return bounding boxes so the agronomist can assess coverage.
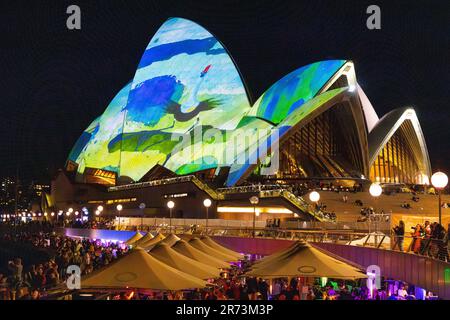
[100,272,433,300]
[0,215,448,300]
[0,224,129,300]
[392,220,449,261]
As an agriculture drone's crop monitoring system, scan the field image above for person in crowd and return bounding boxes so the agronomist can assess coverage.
[411,224,423,254]
[257,278,268,300]
[18,288,40,300]
[246,276,258,300]
[7,258,23,283]
[397,284,408,299]
[392,220,405,252]
[401,201,411,209]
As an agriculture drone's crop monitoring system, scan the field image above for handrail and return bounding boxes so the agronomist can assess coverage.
[217,184,284,194]
[258,189,328,222]
[190,176,223,200]
[107,175,223,200]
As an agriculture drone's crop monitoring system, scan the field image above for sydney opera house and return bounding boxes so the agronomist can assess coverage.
[50,18,431,221]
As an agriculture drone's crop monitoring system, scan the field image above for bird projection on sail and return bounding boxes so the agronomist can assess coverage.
[167,64,220,122]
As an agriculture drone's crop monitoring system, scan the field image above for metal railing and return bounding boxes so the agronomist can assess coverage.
[391,234,450,262]
[107,176,328,221]
[107,175,223,200]
[107,175,196,192]
[217,184,284,194]
[258,189,328,222]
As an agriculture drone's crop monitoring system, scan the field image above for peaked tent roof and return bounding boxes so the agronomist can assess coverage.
[124,231,144,245]
[188,238,238,262]
[246,242,367,279]
[81,248,207,290]
[149,243,221,279]
[139,233,165,249]
[133,232,154,247]
[160,233,181,247]
[200,236,243,259]
[172,239,230,269]
[253,241,307,268]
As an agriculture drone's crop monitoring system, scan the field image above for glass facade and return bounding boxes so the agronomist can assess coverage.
[370,121,421,184]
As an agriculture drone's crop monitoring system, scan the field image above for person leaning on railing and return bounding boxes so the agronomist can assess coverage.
[392,220,405,252]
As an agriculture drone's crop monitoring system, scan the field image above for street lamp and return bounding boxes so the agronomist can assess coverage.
[96,205,103,222]
[167,200,175,233]
[309,191,320,203]
[116,204,123,230]
[139,203,146,231]
[369,182,383,240]
[431,172,448,225]
[369,183,382,197]
[309,191,321,226]
[203,198,212,234]
[249,196,259,238]
[57,210,63,225]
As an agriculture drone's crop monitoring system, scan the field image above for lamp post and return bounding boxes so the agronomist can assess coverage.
[309,191,320,228]
[203,199,212,234]
[65,211,71,227]
[309,191,320,207]
[96,205,103,222]
[369,182,382,243]
[57,210,63,225]
[167,201,175,233]
[431,172,448,225]
[116,204,123,230]
[250,196,259,238]
[139,203,146,231]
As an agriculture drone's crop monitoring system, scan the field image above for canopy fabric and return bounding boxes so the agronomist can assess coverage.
[188,238,238,262]
[133,232,154,247]
[253,241,306,267]
[149,243,221,279]
[172,240,230,269]
[124,232,144,245]
[160,233,181,247]
[81,248,207,290]
[200,236,244,259]
[139,233,165,249]
[247,242,367,279]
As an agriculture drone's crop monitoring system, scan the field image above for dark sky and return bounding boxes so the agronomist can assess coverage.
[0,0,448,182]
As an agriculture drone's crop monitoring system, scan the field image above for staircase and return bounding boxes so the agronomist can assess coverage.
[258,189,327,222]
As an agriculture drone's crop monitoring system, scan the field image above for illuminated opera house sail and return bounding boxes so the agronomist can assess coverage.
[66,17,431,188]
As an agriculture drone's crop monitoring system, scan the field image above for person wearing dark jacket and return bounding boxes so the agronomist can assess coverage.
[393,220,405,252]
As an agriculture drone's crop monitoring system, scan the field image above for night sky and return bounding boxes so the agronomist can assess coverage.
[0,0,448,183]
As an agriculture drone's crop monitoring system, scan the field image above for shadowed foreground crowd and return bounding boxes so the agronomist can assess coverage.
[0,223,441,300]
[0,229,129,300]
